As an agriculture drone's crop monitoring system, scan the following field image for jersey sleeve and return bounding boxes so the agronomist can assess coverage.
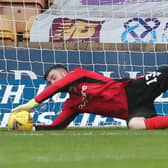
[35,68,110,103]
[35,101,77,130]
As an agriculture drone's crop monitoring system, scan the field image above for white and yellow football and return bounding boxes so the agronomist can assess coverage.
[8,111,33,131]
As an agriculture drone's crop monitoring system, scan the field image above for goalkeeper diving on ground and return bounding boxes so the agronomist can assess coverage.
[11,64,168,130]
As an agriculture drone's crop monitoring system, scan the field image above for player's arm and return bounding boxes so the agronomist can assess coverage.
[35,67,108,103]
[12,68,87,112]
[12,67,108,112]
[35,105,77,130]
[34,68,87,103]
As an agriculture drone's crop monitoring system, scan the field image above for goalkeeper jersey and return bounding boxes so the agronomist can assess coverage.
[35,68,130,130]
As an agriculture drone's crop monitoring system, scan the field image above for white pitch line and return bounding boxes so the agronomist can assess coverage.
[12,132,130,136]
[11,131,168,136]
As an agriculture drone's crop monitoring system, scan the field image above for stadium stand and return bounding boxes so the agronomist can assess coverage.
[0,0,168,130]
[0,15,16,41]
[0,0,46,41]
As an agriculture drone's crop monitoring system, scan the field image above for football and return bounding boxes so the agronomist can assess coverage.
[8,111,33,131]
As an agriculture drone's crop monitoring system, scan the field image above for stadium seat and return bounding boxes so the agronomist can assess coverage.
[0,0,45,32]
[23,15,37,40]
[0,15,16,41]
[0,0,46,9]
[0,4,41,32]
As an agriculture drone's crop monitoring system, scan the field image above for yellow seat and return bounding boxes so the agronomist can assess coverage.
[0,4,41,32]
[0,15,16,41]
[23,15,37,40]
[0,0,45,33]
[0,0,46,9]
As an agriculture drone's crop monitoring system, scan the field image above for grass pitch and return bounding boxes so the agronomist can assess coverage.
[0,128,168,168]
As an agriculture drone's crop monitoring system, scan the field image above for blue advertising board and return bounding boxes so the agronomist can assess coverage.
[0,49,168,127]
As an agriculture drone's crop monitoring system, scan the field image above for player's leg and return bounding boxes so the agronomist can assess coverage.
[143,66,168,129]
[145,116,168,129]
[128,117,146,130]
[126,66,168,105]
[127,103,156,130]
[126,66,168,130]
[128,116,168,130]
[127,103,168,130]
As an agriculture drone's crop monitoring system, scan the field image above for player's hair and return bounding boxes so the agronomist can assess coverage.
[44,64,68,80]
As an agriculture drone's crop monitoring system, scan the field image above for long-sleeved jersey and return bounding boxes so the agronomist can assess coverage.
[35,68,130,130]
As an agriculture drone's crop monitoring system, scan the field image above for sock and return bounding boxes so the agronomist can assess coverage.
[145,116,168,129]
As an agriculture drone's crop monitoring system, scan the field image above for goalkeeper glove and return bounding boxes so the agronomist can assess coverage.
[12,98,39,113]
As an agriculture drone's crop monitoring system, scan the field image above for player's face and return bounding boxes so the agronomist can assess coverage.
[46,69,68,84]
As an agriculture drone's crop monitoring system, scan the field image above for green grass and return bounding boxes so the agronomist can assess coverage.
[0,128,168,168]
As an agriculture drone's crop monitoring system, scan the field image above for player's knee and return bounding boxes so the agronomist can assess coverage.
[128,117,146,130]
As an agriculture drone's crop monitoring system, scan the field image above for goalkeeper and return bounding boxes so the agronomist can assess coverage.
[12,64,168,130]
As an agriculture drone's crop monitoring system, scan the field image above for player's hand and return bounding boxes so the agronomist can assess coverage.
[12,99,39,113]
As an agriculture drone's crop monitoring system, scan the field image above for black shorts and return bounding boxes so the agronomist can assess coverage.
[125,66,168,121]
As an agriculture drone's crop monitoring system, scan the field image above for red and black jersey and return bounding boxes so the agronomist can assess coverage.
[35,68,131,130]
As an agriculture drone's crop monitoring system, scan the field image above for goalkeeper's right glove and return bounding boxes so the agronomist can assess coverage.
[12,98,39,113]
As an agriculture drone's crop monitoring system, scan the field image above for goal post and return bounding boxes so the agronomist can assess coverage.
[0,0,168,128]
[0,43,168,128]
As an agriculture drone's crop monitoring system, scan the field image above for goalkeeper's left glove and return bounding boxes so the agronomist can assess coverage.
[12,98,39,113]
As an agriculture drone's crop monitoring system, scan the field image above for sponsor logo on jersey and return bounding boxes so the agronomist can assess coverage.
[78,85,88,109]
